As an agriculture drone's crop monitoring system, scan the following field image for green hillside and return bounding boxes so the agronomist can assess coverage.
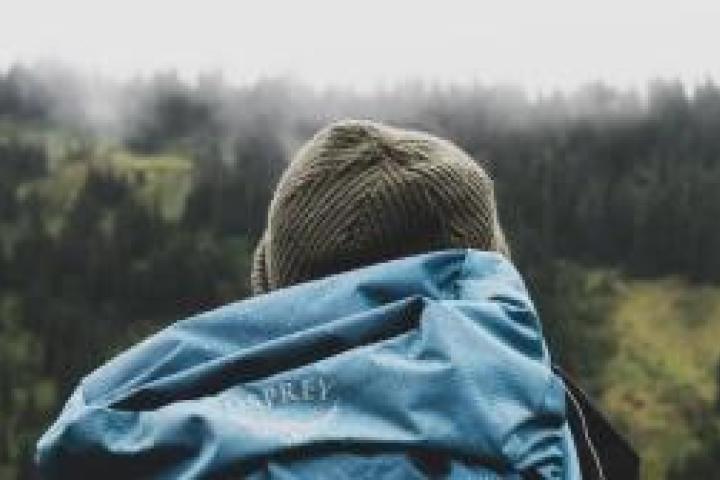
[601,278,720,479]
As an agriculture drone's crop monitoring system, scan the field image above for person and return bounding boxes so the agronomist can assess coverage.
[36,120,637,479]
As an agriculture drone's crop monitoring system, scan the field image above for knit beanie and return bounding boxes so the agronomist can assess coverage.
[251,119,509,295]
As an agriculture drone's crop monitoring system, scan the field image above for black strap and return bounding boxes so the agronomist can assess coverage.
[553,366,640,480]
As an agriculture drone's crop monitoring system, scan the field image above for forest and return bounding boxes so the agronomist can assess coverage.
[1,64,720,479]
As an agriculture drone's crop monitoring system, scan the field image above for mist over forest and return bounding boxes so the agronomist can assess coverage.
[2,64,720,479]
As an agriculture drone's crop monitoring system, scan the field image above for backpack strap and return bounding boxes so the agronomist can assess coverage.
[553,366,640,480]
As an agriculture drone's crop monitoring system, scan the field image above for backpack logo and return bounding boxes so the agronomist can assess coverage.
[209,374,339,441]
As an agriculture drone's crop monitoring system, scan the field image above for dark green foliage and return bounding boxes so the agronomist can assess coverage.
[0,145,253,480]
[526,261,619,397]
[667,420,720,479]
[488,115,720,283]
[124,72,221,154]
[0,138,47,182]
[0,65,54,122]
[182,133,282,238]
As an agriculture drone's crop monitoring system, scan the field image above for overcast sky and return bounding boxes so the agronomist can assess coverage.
[1,0,719,92]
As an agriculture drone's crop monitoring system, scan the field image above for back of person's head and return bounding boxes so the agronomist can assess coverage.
[251,119,509,294]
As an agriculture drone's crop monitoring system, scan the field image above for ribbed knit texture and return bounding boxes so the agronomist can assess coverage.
[251,119,509,294]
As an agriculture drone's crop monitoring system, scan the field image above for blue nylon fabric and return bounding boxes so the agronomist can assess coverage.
[36,249,581,479]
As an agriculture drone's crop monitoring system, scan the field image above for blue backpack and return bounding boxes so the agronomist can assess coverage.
[37,249,637,479]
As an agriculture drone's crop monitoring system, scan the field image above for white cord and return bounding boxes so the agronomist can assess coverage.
[561,381,607,480]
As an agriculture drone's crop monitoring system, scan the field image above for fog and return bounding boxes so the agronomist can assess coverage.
[2,0,720,92]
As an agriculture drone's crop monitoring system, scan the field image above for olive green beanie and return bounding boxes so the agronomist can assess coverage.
[251,119,509,295]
